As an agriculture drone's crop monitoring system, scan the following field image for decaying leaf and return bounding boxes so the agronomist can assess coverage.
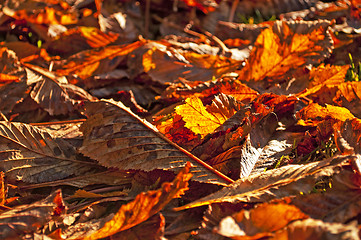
[79,99,233,185]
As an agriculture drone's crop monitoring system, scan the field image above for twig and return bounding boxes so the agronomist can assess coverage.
[229,0,240,22]
[144,0,151,38]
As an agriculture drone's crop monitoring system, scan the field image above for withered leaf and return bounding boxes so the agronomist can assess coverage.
[25,66,97,116]
[0,189,65,239]
[80,163,192,239]
[79,99,233,185]
[0,121,98,183]
[175,155,354,210]
[237,20,333,81]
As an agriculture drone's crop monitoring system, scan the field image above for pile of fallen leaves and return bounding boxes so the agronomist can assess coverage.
[1,0,361,239]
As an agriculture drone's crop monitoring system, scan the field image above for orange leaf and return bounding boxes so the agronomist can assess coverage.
[237,20,333,81]
[0,172,5,206]
[81,163,192,240]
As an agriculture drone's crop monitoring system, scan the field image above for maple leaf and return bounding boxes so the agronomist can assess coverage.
[237,20,333,82]
[80,163,192,239]
[79,99,234,185]
[175,96,231,138]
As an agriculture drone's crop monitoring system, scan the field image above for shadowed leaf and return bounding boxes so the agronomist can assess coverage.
[175,155,354,210]
[0,190,65,239]
[81,163,192,239]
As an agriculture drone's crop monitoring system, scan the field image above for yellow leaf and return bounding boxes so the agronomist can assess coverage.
[175,96,227,138]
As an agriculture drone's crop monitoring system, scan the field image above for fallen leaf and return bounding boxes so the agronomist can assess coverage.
[237,20,333,82]
[0,189,65,239]
[81,163,192,239]
[79,99,234,185]
[0,121,99,183]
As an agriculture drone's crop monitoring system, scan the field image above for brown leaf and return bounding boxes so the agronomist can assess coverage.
[237,20,333,82]
[0,189,65,240]
[291,166,361,223]
[80,163,192,239]
[175,155,354,210]
[272,218,360,240]
[130,41,244,83]
[0,121,98,183]
[79,99,234,185]
[47,26,120,57]
[25,65,97,116]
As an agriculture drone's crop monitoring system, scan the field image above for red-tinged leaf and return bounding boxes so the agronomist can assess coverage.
[175,155,354,210]
[47,26,120,57]
[180,0,218,13]
[3,0,78,25]
[80,163,192,239]
[79,99,234,185]
[0,189,65,239]
[0,121,99,184]
[162,78,258,103]
[156,113,201,151]
[214,203,308,239]
[55,41,145,80]
[237,20,333,82]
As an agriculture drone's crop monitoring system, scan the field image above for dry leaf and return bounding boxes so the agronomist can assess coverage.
[175,155,354,210]
[81,163,192,239]
[0,190,65,239]
[79,99,234,185]
[0,121,98,183]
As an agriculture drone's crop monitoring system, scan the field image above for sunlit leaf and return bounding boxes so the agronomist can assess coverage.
[3,0,78,25]
[55,41,144,80]
[175,96,232,138]
[47,27,119,57]
[237,20,333,81]
[81,163,192,239]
